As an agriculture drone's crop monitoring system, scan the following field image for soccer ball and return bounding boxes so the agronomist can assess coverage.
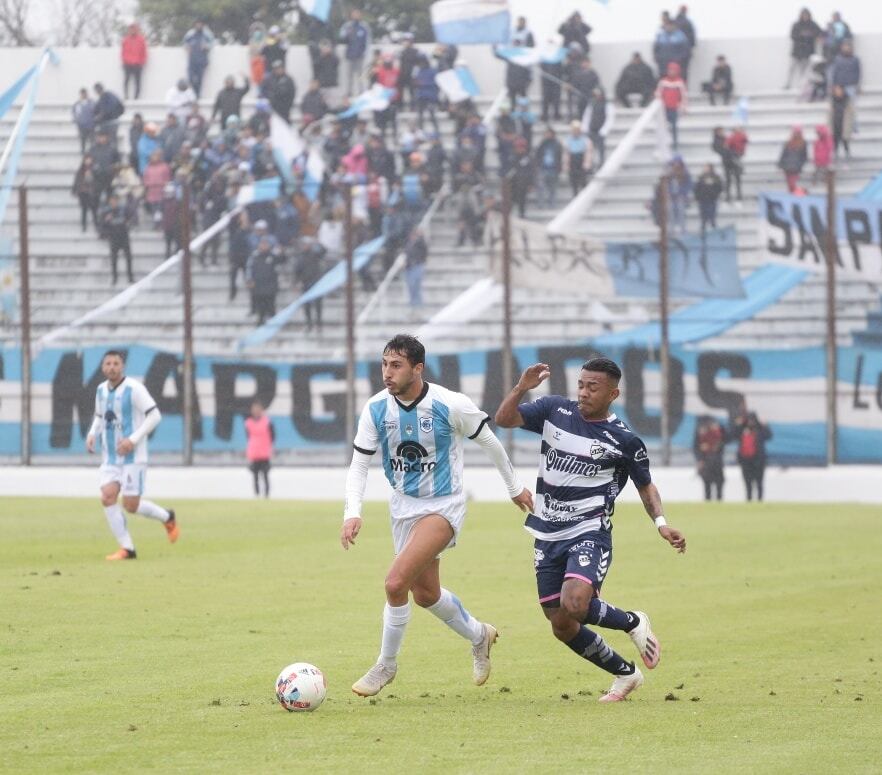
[275,662,327,712]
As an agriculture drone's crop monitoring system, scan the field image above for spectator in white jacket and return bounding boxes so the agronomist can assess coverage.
[166,79,197,125]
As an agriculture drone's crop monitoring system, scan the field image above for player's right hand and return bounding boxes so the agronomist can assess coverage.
[517,363,551,391]
[341,517,362,550]
[86,435,95,454]
[511,488,534,513]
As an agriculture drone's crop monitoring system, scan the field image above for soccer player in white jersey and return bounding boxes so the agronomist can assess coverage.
[85,350,179,560]
[342,334,534,697]
[496,357,686,702]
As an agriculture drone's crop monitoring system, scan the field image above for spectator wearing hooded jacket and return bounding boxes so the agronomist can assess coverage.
[581,88,614,169]
[694,164,722,234]
[413,56,440,134]
[183,20,215,97]
[534,127,563,206]
[339,9,371,96]
[653,18,690,80]
[615,53,656,107]
[558,12,591,53]
[785,9,822,90]
[728,404,773,502]
[72,88,96,154]
[778,127,808,192]
[121,23,147,100]
[830,40,861,128]
[212,75,250,130]
[812,125,833,183]
[673,6,696,81]
[657,62,687,150]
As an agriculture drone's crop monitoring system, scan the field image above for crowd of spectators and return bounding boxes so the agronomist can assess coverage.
[65,6,869,309]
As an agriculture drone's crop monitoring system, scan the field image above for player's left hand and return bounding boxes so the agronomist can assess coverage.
[511,488,534,513]
[116,438,135,456]
[659,525,686,554]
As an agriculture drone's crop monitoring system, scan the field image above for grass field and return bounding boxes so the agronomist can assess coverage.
[2,497,881,774]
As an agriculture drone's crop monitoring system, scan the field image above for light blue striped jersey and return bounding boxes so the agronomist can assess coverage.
[353,382,490,499]
[93,377,157,465]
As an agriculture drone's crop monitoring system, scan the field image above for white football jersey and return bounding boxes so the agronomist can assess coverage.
[93,377,158,465]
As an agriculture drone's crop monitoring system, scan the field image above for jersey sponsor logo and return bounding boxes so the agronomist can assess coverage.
[383,420,399,431]
[634,447,649,462]
[390,440,437,472]
[556,407,572,416]
[533,548,545,567]
[542,495,579,517]
[570,539,595,551]
[419,416,434,433]
[546,447,601,477]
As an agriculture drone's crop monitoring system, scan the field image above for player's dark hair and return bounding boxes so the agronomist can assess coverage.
[103,349,126,363]
[581,357,621,384]
[383,334,425,366]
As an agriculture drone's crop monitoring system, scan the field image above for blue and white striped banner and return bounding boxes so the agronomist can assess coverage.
[3,340,880,463]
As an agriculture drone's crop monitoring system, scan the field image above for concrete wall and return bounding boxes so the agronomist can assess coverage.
[0,34,879,105]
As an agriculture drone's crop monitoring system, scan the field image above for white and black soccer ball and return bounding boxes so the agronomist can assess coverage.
[275,662,327,712]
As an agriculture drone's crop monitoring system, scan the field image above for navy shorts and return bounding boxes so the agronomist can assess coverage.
[534,533,612,607]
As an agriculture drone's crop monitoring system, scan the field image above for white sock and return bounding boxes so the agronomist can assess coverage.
[426,588,484,645]
[378,602,411,666]
[135,500,170,521]
[104,504,134,551]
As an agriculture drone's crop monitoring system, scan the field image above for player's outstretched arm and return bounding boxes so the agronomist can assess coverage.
[341,448,372,550]
[494,363,551,428]
[636,482,686,554]
[471,424,533,512]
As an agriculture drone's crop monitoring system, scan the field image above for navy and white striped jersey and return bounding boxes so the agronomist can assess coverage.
[518,395,651,541]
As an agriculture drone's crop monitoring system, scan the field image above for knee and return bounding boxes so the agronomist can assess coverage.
[547,611,578,642]
[561,596,589,622]
[411,586,438,608]
[384,572,410,601]
[121,496,139,513]
[100,492,117,507]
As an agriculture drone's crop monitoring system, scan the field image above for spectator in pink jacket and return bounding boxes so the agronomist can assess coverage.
[342,143,369,181]
[812,124,833,183]
[656,61,687,150]
[142,149,171,218]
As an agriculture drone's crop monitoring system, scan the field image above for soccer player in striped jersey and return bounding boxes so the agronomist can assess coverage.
[342,335,534,697]
[495,357,686,702]
[85,350,179,560]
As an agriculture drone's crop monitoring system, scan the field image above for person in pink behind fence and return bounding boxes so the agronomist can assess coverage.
[812,124,833,184]
[245,400,274,497]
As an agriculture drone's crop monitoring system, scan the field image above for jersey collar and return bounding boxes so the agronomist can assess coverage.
[394,380,429,412]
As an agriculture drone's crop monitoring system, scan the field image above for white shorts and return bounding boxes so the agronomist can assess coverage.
[389,491,467,555]
[99,464,146,497]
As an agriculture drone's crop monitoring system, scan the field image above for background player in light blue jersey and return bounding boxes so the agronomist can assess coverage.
[86,350,178,560]
[342,335,534,697]
[496,357,686,702]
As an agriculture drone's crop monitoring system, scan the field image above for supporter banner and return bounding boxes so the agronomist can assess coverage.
[337,85,395,118]
[431,0,510,45]
[494,43,568,67]
[2,342,881,464]
[758,192,882,280]
[489,216,744,298]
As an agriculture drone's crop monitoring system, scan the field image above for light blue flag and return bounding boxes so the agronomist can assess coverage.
[0,66,36,121]
[0,65,42,226]
[435,65,480,102]
[238,236,386,350]
[431,0,510,45]
[300,0,332,23]
[338,85,395,119]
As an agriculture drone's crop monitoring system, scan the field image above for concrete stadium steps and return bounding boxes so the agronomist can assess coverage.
[3,88,882,359]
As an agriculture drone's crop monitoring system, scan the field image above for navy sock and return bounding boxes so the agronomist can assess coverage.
[584,599,640,632]
[566,626,635,676]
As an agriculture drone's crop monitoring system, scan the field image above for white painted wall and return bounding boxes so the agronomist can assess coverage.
[0,33,878,107]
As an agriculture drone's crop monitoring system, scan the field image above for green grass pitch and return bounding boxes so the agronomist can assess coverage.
[2,496,881,773]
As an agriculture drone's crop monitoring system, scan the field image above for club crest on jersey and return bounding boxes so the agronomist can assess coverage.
[419,416,433,433]
[405,424,414,436]
[578,554,591,567]
[589,442,605,459]
[634,447,649,462]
